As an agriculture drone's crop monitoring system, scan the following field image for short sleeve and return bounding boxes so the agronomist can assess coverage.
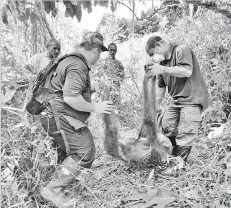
[176,45,193,72]
[26,54,40,74]
[63,63,88,97]
[157,74,166,88]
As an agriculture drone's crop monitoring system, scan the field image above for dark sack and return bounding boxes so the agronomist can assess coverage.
[26,53,88,115]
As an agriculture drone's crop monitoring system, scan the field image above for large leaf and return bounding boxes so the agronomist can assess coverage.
[42,0,56,14]
[70,0,78,6]
[30,12,39,25]
[2,4,9,25]
[1,80,18,88]
[74,3,82,22]
[95,0,109,7]
[123,187,177,208]
[81,1,92,13]
[1,88,16,105]
[64,1,75,18]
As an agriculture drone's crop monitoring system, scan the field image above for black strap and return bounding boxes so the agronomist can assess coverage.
[49,100,70,156]
[40,53,89,155]
[61,53,90,71]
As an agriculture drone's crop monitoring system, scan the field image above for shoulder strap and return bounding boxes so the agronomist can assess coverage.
[33,53,89,93]
[160,44,178,66]
[169,44,178,61]
[60,53,90,71]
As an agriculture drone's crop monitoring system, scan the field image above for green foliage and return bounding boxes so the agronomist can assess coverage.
[96,13,118,44]
[135,9,161,34]
[163,9,231,124]
[1,2,231,208]
[97,9,162,44]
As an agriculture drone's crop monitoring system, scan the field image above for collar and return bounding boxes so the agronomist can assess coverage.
[165,43,175,60]
[44,51,50,59]
[76,50,91,69]
[107,55,116,61]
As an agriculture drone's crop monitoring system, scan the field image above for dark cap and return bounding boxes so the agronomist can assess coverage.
[81,32,108,52]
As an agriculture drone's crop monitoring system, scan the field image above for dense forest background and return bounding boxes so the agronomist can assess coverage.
[1,0,231,207]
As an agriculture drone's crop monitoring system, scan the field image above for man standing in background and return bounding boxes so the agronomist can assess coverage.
[26,38,61,74]
[102,43,125,107]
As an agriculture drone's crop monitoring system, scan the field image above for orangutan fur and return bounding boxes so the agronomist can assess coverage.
[136,75,168,163]
[102,75,170,165]
[101,86,126,161]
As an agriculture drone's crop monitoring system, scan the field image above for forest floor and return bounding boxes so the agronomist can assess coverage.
[22,117,231,207]
[1,112,231,208]
[77,122,231,208]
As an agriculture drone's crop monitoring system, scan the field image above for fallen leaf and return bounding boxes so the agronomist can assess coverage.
[95,169,105,180]
[145,169,154,184]
[175,156,184,170]
[184,189,199,200]
[124,187,177,208]
[30,125,37,134]
[2,80,18,88]
[1,88,16,105]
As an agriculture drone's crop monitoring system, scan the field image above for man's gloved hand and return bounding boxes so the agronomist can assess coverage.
[145,64,165,78]
[94,101,114,114]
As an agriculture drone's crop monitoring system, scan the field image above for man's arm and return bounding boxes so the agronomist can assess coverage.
[147,45,193,78]
[147,64,192,78]
[63,63,113,114]
[163,45,193,77]
[64,95,113,114]
[163,66,192,77]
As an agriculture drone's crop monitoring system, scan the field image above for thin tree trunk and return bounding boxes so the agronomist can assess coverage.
[36,0,55,39]
[0,0,2,206]
[132,0,135,39]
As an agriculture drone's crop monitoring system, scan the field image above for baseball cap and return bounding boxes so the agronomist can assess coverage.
[81,32,108,52]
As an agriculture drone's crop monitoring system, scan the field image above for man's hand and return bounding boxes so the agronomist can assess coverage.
[145,64,165,78]
[94,101,114,114]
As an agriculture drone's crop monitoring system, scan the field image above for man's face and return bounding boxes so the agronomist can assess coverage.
[91,47,102,65]
[108,45,117,59]
[146,42,166,62]
[48,42,61,59]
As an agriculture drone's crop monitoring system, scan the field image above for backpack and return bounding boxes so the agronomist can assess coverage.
[26,53,89,115]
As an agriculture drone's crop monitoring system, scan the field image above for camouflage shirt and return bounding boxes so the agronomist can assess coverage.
[101,56,125,88]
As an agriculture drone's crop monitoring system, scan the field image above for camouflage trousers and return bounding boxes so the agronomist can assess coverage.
[158,104,202,146]
[111,89,121,107]
[40,114,95,167]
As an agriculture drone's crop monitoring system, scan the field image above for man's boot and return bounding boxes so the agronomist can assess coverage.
[161,145,192,176]
[41,155,83,208]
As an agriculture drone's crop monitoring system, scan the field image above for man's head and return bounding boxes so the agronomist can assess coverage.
[80,32,108,65]
[108,43,117,60]
[46,38,61,59]
[145,35,169,61]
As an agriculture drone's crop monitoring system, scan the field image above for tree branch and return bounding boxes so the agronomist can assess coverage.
[151,4,181,16]
[117,1,139,20]
[162,0,231,19]
[37,0,55,38]
[185,0,231,19]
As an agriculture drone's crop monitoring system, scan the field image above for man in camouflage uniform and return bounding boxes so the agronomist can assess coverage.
[145,35,209,176]
[101,43,125,107]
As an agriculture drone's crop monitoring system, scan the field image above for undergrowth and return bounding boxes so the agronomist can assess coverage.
[1,7,231,208]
